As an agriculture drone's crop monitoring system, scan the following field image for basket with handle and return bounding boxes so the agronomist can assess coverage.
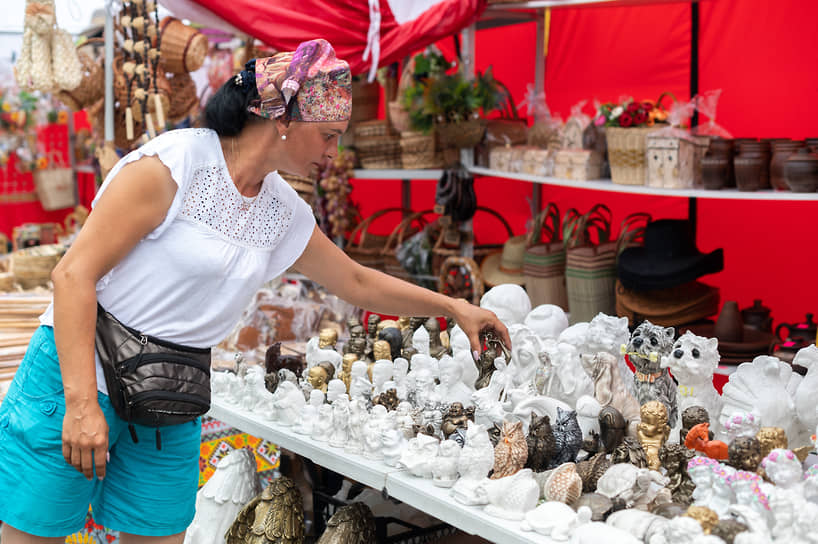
[345,208,411,271]
[523,203,568,309]
[56,38,104,111]
[381,209,435,281]
[158,17,208,74]
[10,244,65,290]
[564,204,617,323]
[33,151,77,211]
[431,206,513,276]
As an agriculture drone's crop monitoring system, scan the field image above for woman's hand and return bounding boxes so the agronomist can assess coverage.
[448,298,511,360]
[63,399,109,480]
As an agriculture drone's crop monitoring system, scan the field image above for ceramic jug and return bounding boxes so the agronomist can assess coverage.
[775,313,817,344]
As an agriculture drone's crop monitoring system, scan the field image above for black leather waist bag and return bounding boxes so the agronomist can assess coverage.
[95,304,211,448]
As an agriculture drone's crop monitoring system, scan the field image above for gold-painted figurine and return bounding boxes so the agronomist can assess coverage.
[226,477,304,544]
[306,362,335,393]
[316,502,376,544]
[637,401,670,471]
[684,505,719,535]
[339,354,356,393]
[372,340,392,362]
[318,328,338,349]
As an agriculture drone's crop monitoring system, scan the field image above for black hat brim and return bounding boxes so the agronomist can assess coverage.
[617,247,724,291]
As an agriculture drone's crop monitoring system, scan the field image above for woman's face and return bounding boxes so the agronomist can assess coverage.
[280,120,348,176]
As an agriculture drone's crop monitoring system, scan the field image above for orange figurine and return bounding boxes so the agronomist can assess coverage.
[685,422,728,460]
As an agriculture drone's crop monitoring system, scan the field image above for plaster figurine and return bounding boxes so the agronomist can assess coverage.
[389,357,409,401]
[685,423,727,460]
[648,515,713,544]
[727,437,762,473]
[326,379,348,404]
[312,403,334,442]
[681,406,714,445]
[719,355,801,444]
[638,401,671,471]
[370,359,393,396]
[624,320,678,428]
[581,351,641,431]
[685,505,719,535]
[661,331,722,436]
[549,407,584,468]
[575,452,611,493]
[306,336,343,371]
[520,502,592,540]
[315,502,376,544]
[471,383,507,432]
[451,421,495,506]
[348,360,372,402]
[432,439,461,488]
[293,389,325,436]
[435,356,475,408]
[508,324,546,390]
[599,406,628,454]
[400,433,440,478]
[574,493,614,522]
[270,380,306,426]
[329,397,350,449]
[395,401,417,440]
[723,411,761,444]
[597,463,670,510]
[724,471,772,528]
[344,399,367,455]
[449,325,479,391]
[761,448,802,489]
[804,464,818,504]
[318,328,338,349]
[381,427,407,467]
[586,313,634,396]
[605,509,669,543]
[575,395,603,450]
[480,284,532,327]
[184,448,261,544]
[542,462,584,504]
[362,416,385,461]
[411,325,430,357]
[225,477,304,544]
[612,436,649,468]
[441,402,474,439]
[242,365,274,413]
[793,345,818,434]
[703,462,736,517]
[659,443,695,505]
[539,340,594,408]
[525,412,556,472]
[524,304,570,340]
[482,468,541,521]
[687,456,736,516]
[492,420,528,479]
[212,370,237,399]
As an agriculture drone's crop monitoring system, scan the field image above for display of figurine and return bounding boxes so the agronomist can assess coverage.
[293,389,325,436]
[539,340,594,408]
[370,358,393,396]
[624,320,678,427]
[372,388,399,412]
[687,456,736,517]
[306,336,342,371]
[326,379,347,404]
[723,411,761,444]
[611,437,649,468]
[649,515,714,544]
[681,406,713,445]
[793,345,818,433]
[637,401,670,472]
[271,381,306,426]
[585,314,633,389]
[339,353,356,393]
[348,360,372,402]
[400,433,439,478]
[184,448,262,544]
[480,284,532,327]
[305,362,334,394]
[549,408,583,468]
[377,325,403,361]
[685,423,728,460]
[365,314,381,357]
[596,463,669,510]
[344,337,367,362]
[483,468,541,521]
[580,352,641,432]
[475,342,500,390]
[525,412,556,472]
[264,342,304,395]
[756,426,787,460]
[524,304,570,340]
[718,355,800,443]
[441,402,474,439]
[659,443,696,505]
[452,422,496,506]
[311,404,334,443]
[542,462,584,504]
[315,502,376,544]
[684,505,719,535]
[225,477,304,544]
[381,427,407,467]
[575,452,611,493]
[727,436,762,472]
[423,317,448,359]
[391,357,409,400]
[724,471,772,528]
[450,324,480,389]
[507,324,546,391]
[411,325,431,357]
[318,328,338,349]
[520,501,592,540]
[491,420,528,479]
[435,355,475,407]
[344,399,367,455]
[371,339,393,365]
[328,397,350,448]
[242,366,274,413]
[362,416,384,460]
[598,406,628,454]
[432,439,461,488]
[661,332,722,434]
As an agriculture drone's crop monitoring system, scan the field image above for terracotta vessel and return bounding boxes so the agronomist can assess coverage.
[714,301,743,342]
[741,299,773,332]
[734,141,771,191]
[775,312,817,344]
[770,141,804,190]
[784,147,818,192]
[701,137,734,190]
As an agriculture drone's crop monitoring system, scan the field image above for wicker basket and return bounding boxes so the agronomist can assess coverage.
[166,71,199,123]
[437,119,487,149]
[357,133,402,170]
[56,40,104,112]
[351,79,380,123]
[10,244,65,290]
[159,17,208,73]
[346,208,410,270]
[88,97,143,151]
[33,152,77,211]
[400,131,441,169]
[606,126,661,185]
[381,209,433,280]
[523,203,568,310]
[279,171,316,206]
[431,206,513,275]
[354,120,392,140]
[388,101,411,134]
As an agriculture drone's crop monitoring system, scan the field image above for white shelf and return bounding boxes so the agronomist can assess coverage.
[352,169,442,180]
[208,398,557,544]
[485,0,702,11]
[470,167,818,201]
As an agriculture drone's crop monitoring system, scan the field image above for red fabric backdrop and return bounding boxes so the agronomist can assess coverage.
[351,0,818,331]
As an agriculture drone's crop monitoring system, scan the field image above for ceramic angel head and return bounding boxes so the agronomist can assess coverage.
[524,304,569,340]
[480,284,531,327]
[723,411,761,444]
[761,448,802,489]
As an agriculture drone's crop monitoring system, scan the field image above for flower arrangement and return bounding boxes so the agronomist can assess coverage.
[595,98,669,129]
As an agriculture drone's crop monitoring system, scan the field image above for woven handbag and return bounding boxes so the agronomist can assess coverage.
[345,208,410,271]
[33,152,77,211]
[523,203,568,310]
[381,209,434,281]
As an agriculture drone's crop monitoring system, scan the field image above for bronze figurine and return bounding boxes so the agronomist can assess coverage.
[226,477,304,544]
[525,412,556,472]
[316,502,376,544]
[659,443,695,505]
[727,436,762,473]
[441,402,474,439]
[611,436,649,468]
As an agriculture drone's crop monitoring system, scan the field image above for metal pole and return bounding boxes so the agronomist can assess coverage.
[104,0,114,143]
[531,10,546,216]
[690,2,700,128]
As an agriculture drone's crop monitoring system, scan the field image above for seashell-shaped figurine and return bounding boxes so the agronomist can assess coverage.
[482,468,541,521]
[520,502,592,540]
[543,462,583,505]
[719,355,802,442]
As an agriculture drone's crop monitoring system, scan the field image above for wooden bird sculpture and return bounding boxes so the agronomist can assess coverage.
[225,477,304,544]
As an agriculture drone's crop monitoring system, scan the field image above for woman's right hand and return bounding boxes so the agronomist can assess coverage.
[63,399,109,480]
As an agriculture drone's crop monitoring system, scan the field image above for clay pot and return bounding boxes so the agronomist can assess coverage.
[735,141,771,190]
[714,301,743,343]
[770,141,804,190]
[784,147,818,192]
[701,154,731,190]
[805,138,818,152]
[741,299,773,332]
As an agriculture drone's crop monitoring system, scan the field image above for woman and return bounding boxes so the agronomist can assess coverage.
[0,40,508,543]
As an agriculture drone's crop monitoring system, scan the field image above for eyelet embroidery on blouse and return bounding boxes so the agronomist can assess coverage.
[179,164,294,249]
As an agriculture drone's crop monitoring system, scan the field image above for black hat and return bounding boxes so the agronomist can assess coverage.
[617,219,723,291]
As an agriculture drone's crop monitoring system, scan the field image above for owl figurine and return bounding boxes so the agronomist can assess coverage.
[316,502,376,544]
[225,477,305,544]
[492,420,528,479]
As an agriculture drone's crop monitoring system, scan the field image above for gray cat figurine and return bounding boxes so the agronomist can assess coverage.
[549,407,583,468]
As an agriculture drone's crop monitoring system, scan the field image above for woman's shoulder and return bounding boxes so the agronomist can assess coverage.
[143,127,218,150]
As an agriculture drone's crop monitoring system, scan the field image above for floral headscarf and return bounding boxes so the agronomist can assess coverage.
[247,39,352,122]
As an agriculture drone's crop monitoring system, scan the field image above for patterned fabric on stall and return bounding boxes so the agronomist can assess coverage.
[63,417,280,544]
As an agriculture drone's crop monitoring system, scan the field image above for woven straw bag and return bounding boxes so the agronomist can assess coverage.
[345,208,410,270]
[400,131,441,169]
[523,203,568,310]
[607,126,661,185]
[437,119,487,150]
[33,152,76,211]
[279,171,316,206]
[381,209,434,280]
[158,17,208,74]
[351,79,380,123]
[166,71,199,123]
[10,244,65,289]
[56,39,104,111]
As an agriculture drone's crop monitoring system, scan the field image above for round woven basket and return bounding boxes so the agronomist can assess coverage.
[166,71,199,123]
[351,80,380,123]
[400,131,441,169]
[10,245,65,290]
[159,17,208,73]
[357,137,402,169]
[437,119,487,149]
[354,120,392,140]
[279,171,316,206]
[388,101,411,134]
[606,126,661,185]
[56,40,104,111]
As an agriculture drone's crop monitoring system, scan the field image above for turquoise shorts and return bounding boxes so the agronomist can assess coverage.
[0,326,201,537]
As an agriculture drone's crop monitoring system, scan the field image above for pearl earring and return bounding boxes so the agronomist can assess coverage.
[281,134,287,141]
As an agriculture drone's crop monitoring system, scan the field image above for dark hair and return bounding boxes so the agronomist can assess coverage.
[204,60,261,137]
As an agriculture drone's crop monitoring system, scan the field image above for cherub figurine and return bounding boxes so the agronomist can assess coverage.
[659,443,696,505]
[226,477,304,544]
[681,406,713,445]
[756,427,787,460]
[727,437,762,473]
[441,402,474,439]
[637,401,670,472]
